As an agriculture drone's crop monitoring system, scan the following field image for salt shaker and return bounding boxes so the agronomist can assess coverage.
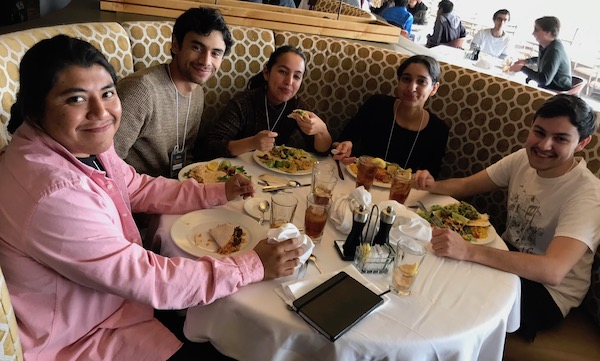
[343,204,369,258]
[372,206,396,245]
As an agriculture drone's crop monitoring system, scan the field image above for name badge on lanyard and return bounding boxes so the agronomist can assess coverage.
[170,145,186,179]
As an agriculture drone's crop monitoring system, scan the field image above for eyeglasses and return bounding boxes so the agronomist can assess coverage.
[494,16,509,22]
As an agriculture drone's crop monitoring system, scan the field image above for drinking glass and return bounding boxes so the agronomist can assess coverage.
[356,155,377,191]
[311,162,337,203]
[390,238,427,296]
[270,194,298,229]
[389,168,412,204]
[304,193,331,243]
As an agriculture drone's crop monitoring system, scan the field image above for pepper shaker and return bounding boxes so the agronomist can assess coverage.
[372,206,396,245]
[343,204,369,259]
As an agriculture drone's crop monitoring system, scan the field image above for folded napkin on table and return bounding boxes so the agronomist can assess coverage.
[267,223,314,266]
[389,207,432,244]
[274,264,386,306]
[330,186,372,234]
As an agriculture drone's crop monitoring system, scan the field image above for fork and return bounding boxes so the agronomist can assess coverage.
[416,201,445,228]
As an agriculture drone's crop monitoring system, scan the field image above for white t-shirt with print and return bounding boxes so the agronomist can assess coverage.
[486,148,600,316]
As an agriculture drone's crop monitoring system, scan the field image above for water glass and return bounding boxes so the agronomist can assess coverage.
[390,238,427,296]
[312,171,337,204]
[270,194,298,228]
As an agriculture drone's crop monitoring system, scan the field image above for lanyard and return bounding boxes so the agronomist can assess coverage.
[166,64,191,152]
[264,94,287,131]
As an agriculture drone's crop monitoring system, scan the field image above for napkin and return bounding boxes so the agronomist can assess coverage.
[389,208,432,244]
[330,186,372,234]
[267,223,314,265]
[275,264,385,306]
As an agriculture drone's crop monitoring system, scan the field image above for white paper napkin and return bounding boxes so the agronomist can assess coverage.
[389,208,432,244]
[267,223,314,265]
[330,186,372,234]
[275,264,385,306]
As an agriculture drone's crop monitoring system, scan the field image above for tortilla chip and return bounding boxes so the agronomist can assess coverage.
[467,218,491,227]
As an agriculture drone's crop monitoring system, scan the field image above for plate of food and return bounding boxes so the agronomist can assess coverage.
[179,159,249,183]
[345,158,404,189]
[417,201,496,245]
[170,209,265,258]
[253,145,315,175]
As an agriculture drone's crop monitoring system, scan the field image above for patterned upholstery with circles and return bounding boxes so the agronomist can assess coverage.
[0,21,599,339]
[0,267,23,361]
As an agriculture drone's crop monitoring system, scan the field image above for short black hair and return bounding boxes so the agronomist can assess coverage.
[396,54,442,84]
[394,0,409,7]
[8,35,116,134]
[535,16,561,38]
[172,7,234,56]
[493,9,510,21]
[438,0,453,14]
[534,94,598,140]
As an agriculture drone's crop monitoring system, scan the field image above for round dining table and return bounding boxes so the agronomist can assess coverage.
[153,151,521,361]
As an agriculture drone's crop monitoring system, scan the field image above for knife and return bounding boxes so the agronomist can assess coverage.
[262,183,311,192]
[334,159,345,180]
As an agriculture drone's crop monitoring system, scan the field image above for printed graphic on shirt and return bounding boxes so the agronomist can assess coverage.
[505,185,545,253]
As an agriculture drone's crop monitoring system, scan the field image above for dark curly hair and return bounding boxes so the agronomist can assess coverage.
[534,94,598,140]
[172,7,234,56]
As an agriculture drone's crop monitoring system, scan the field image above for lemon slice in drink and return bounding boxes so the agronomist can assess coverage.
[400,263,419,276]
[207,161,219,171]
[372,157,387,168]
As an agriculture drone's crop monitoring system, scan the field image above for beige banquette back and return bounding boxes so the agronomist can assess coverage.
[1,21,600,228]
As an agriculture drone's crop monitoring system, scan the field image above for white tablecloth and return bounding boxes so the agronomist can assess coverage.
[155,152,520,361]
[426,45,529,85]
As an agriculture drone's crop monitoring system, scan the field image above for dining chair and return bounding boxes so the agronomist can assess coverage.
[548,75,587,96]
[572,55,600,96]
[446,37,465,49]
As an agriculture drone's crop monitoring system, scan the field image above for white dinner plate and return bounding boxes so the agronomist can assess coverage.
[170,209,265,259]
[253,149,314,176]
[178,162,208,182]
[471,225,497,246]
[345,164,391,189]
[244,197,271,221]
[178,160,249,183]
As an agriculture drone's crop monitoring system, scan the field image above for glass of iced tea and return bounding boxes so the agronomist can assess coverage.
[390,238,427,296]
[356,156,377,191]
[270,194,298,229]
[304,193,331,243]
[389,168,412,204]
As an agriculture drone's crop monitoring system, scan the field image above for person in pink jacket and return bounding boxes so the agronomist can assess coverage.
[0,35,303,361]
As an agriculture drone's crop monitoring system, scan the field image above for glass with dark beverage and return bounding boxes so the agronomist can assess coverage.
[304,193,331,243]
[389,168,412,204]
[356,156,377,191]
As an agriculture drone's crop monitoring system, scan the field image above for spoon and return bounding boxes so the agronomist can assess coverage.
[262,180,309,191]
[308,254,323,274]
[258,200,270,226]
